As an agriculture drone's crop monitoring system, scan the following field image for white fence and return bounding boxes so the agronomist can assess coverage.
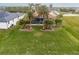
[63,14,79,16]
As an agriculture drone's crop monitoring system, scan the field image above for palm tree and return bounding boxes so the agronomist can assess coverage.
[37,5,49,18]
[34,4,40,11]
[26,4,34,30]
[27,10,33,24]
[35,5,50,30]
[43,20,53,30]
[35,4,55,30]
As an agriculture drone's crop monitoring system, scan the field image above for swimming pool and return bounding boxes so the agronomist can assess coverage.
[31,17,44,24]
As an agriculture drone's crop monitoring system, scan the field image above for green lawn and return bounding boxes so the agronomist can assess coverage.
[0,16,79,55]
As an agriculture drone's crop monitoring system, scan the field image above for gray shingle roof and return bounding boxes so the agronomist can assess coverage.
[0,12,23,22]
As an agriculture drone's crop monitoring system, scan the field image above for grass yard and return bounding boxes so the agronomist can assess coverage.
[0,16,79,54]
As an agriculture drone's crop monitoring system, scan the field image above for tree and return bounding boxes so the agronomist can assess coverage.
[57,13,63,18]
[35,5,49,30]
[34,4,40,11]
[19,14,28,29]
[55,14,63,27]
[26,4,34,30]
[43,19,53,30]
[36,5,49,19]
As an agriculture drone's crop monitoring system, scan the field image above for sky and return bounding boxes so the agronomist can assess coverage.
[0,3,79,7]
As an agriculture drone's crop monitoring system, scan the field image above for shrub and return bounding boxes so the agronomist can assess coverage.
[26,20,30,24]
[58,14,63,18]
[55,18,62,25]
[44,20,53,25]
[19,20,26,25]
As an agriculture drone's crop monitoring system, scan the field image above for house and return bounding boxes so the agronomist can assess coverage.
[32,11,44,24]
[48,11,59,19]
[31,10,59,24]
[75,9,79,13]
[0,12,25,29]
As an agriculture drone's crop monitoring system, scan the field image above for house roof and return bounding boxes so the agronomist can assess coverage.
[48,11,58,19]
[33,10,59,19]
[0,12,23,22]
[33,11,38,17]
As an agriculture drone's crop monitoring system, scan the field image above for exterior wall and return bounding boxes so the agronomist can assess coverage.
[0,22,8,29]
[13,18,19,25]
[7,20,14,28]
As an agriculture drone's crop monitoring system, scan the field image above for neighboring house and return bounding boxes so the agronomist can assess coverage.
[75,9,79,13]
[0,12,25,29]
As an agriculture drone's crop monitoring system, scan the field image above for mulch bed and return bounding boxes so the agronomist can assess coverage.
[19,26,63,32]
[40,29,55,32]
[19,29,33,32]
